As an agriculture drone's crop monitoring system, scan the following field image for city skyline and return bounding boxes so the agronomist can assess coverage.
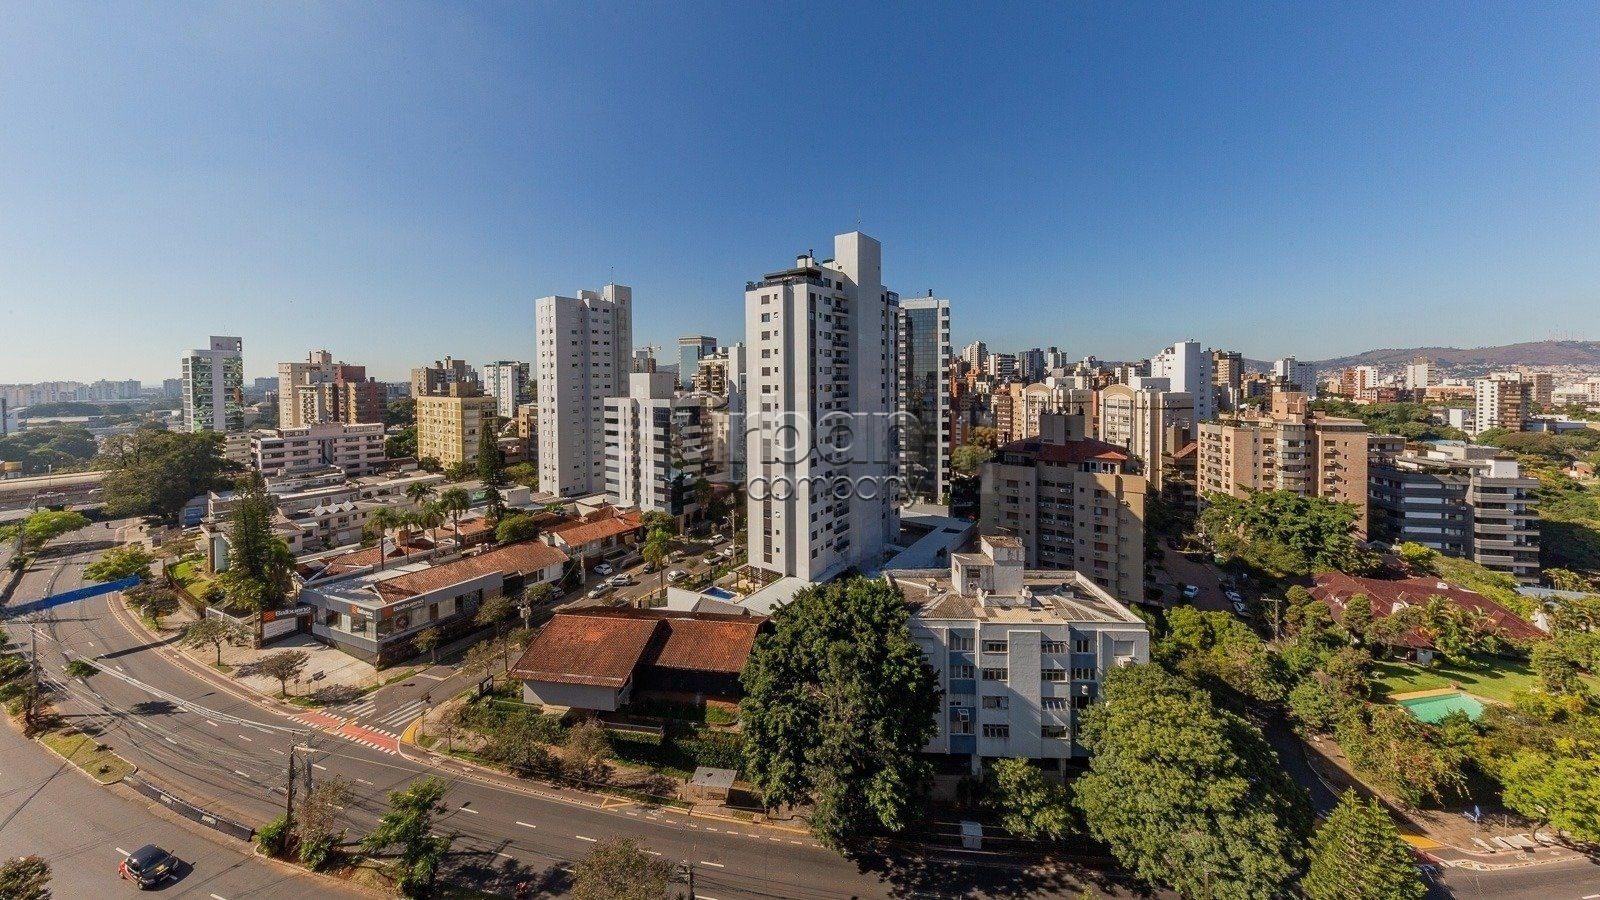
[3,4,1597,382]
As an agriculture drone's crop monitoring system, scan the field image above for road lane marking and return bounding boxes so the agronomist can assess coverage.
[356,778,375,785]
[270,748,286,755]
[458,806,479,814]
[164,737,178,745]
[234,770,251,778]
[204,720,219,727]
[115,848,128,856]
[312,763,328,770]
[644,850,662,856]
[496,851,515,859]
[238,735,253,741]
[135,721,149,729]
[211,894,230,900]
[699,860,725,868]
[575,835,598,842]
[515,821,537,829]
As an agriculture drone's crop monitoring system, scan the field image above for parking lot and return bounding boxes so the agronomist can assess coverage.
[561,530,743,610]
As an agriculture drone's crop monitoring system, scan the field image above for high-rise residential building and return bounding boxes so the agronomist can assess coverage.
[415,382,498,468]
[980,413,1147,606]
[1404,356,1436,391]
[277,349,334,427]
[1472,374,1529,436]
[250,422,387,479]
[1369,439,1541,584]
[535,284,633,497]
[1096,380,1195,491]
[1518,369,1554,409]
[677,336,717,389]
[745,232,899,582]
[1148,340,1216,421]
[1272,356,1318,398]
[162,378,184,399]
[1197,392,1369,529]
[1211,349,1244,412]
[1018,348,1047,384]
[630,348,657,374]
[279,351,387,428]
[961,341,989,370]
[181,335,244,433]
[898,295,953,503]
[986,353,1018,382]
[410,357,475,398]
[603,372,708,522]
[889,534,1150,771]
[691,343,749,481]
[1338,365,1380,398]
[482,361,531,419]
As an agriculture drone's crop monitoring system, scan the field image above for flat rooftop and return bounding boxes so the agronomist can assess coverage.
[887,568,1143,625]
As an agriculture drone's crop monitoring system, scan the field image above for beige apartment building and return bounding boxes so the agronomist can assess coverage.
[1096,381,1195,492]
[1197,392,1369,530]
[979,413,1147,606]
[416,383,498,468]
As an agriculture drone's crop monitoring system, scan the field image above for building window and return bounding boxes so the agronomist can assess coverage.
[1042,640,1067,654]
[1042,697,1070,710]
[982,640,1009,653]
[949,633,974,652]
[1042,668,1067,682]
[1074,638,1093,653]
[1072,667,1095,680]
[1042,725,1069,739]
[981,695,1009,710]
[981,667,1008,682]
[951,664,975,680]
[982,724,1010,739]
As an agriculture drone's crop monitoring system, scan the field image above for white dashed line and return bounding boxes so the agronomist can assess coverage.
[458,806,479,814]
[356,778,375,785]
[115,847,128,856]
[575,835,598,842]
[164,737,178,745]
[204,721,219,727]
[270,748,286,755]
[497,852,515,859]
[699,860,725,868]
[644,850,662,856]
[515,821,537,829]
[312,763,328,771]
[135,721,148,729]
[211,894,230,900]
[234,770,251,778]
[238,735,252,741]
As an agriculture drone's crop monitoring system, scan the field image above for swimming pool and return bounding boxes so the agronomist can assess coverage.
[1398,691,1484,723]
[701,587,737,601]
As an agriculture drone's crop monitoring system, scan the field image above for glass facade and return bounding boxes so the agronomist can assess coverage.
[898,301,949,501]
[678,336,716,389]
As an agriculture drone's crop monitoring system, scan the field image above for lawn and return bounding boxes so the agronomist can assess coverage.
[1373,655,1600,705]
[39,728,135,784]
[170,556,214,598]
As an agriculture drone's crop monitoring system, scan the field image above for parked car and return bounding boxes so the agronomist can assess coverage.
[119,845,177,889]
[642,561,658,573]
[708,533,725,544]
[1224,589,1245,605]
[667,569,689,583]
[586,584,614,600]
[593,562,614,577]
[1232,600,1249,615]
[1181,584,1201,600]
[607,574,634,587]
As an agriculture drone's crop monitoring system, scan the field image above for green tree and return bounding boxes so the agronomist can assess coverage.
[0,855,51,900]
[84,545,155,583]
[638,510,677,535]
[641,526,673,593]
[1395,541,1438,571]
[570,837,672,900]
[1530,641,1586,695]
[951,443,994,476]
[1499,750,1600,843]
[1339,593,1374,645]
[1336,704,1465,807]
[404,481,436,506]
[438,488,471,544]
[1073,664,1311,900]
[481,485,505,524]
[987,757,1072,840]
[16,509,91,552]
[495,512,539,544]
[481,716,559,777]
[564,719,613,783]
[1155,606,1287,703]
[386,398,416,427]
[364,507,405,569]
[504,462,539,489]
[236,649,309,697]
[1198,489,1375,577]
[222,475,294,611]
[99,428,234,523]
[361,777,454,897]
[385,426,417,459]
[1303,791,1425,900]
[476,427,504,485]
[179,616,247,666]
[295,776,353,871]
[740,577,939,847]
[412,626,441,664]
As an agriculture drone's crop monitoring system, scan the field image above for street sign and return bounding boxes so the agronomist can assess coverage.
[477,676,494,699]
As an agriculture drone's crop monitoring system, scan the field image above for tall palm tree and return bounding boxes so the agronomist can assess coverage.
[405,481,436,507]
[364,507,403,571]
[413,501,446,538]
[642,527,673,599]
[439,488,471,547]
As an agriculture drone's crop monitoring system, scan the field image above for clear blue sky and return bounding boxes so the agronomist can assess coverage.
[2,3,1597,383]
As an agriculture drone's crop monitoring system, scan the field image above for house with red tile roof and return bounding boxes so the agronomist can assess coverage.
[1311,572,1545,662]
[541,506,644,564]
[508,608,765,711]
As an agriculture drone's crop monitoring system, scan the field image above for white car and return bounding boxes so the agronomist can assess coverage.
[593,562,614,577]
[708,533,725,544]
[607,574,634,587]
[667,569,689,583]
[586,584,613,600]
[1181,584,1201,600]
[1224,589,1245,604]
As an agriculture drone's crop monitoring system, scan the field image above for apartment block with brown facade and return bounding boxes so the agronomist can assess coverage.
[979,413,1147,606]
[1197,391,1369,530]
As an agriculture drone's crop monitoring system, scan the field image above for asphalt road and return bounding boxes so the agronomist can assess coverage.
[3,530,1137,899]
[567,533,741,610]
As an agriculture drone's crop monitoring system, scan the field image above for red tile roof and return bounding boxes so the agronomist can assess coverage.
[546,508,643,549]
[999,437,1129,466]
[1310,572,1545,648]
[509,608,765,688]
[372,541,569,602]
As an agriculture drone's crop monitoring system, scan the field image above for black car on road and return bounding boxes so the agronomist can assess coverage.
[118,844,177,889]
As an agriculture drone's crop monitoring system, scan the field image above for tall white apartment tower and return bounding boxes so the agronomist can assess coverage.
[534,285,633,497]
[482,360,530,419]
[1273,356,1319,398]
[182,335,244,433]
[1148,340,1216,421]
[745,232,899,582]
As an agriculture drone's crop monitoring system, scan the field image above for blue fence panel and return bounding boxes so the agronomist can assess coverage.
[5,576,141,616]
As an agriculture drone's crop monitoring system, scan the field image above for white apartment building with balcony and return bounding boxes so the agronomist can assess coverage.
[182,335,245,433]
[1148,340,1215,421]
[604,372,708,524]
[744,232,899,583]
[250,422,386,479]
[889,535,1150,773]
[482,360,531,419]
[535,285,633,497]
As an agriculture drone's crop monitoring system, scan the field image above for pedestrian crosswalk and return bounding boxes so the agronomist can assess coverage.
[327,697,428,736]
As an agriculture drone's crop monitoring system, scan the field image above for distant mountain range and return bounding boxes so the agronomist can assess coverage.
[1290,340,1600,374]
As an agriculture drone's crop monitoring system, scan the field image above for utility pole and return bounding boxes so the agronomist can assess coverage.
[285,743,296,826]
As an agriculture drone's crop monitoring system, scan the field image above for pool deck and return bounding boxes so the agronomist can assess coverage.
[1389,686,1473,702]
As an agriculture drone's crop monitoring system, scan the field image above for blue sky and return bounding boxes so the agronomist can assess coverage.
[2,3,1597,383]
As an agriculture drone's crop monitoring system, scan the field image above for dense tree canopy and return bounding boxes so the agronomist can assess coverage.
[740,577,940,848]
[1199,490,1378,577]
[361,777,454,897]
[1310,400,1467,442]
[84,545,155,583]
[1155,606,1287,703]
[1073,664,1312,900]
[99,428,235,522]
[986,757,1073,840]
[0,424,98,474]
[1303,791,1425,900]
